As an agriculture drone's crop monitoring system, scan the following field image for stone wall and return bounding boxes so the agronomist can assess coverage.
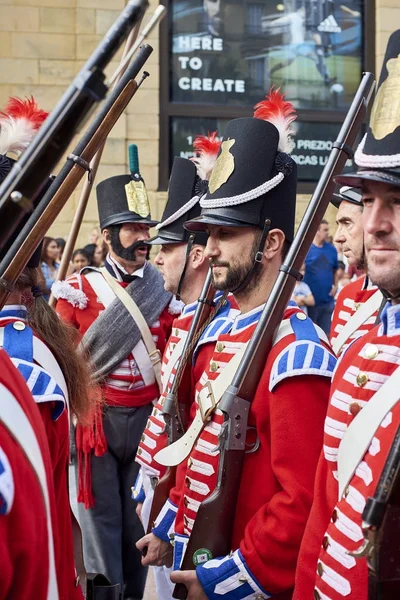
[0,0,398,246]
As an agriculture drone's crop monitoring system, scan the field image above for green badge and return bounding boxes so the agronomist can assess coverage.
[193,548,213,566]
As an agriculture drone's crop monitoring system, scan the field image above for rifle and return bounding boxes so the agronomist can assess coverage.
[173,70,375,599]
[351,425,400,598]
[146,268,216,534]
[48,5,167,307]
[0,0,148,254]
[0,43,153,309]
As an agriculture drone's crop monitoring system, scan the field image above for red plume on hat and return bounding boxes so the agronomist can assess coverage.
[0,96,48,156]
[254,87,297,154]
[190,131,221,181]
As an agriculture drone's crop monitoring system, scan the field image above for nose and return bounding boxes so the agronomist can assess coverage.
[363,198,392,237]
[204,234,220,260]
[334,226,345,245]
[154,250,162,266]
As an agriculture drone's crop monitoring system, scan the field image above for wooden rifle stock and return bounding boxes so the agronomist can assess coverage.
[0,0,148,253]
[173,71,376,600]
[351,426,400,599]
[146,270,215,534]
[0,43,153,309]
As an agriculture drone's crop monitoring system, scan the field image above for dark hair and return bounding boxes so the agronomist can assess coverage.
[55,238,66,250]
[16,267,95,423]
[72,248,91,262]
[320,219,329,226]
[41,236,58,265]
[83,243,96,263]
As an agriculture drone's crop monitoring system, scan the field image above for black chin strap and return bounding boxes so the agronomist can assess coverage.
[230,219,271,295]
[175,234,195,301]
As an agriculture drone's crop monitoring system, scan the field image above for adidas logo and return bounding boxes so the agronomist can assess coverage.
[317,15,342,33]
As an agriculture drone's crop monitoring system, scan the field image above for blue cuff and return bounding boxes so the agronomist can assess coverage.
[152,499,177,543]
[131,469,145,503]
[196,549,272,600]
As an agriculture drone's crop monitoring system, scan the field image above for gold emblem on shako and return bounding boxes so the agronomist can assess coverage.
[370,54,400,140]
[125,180,150,217]
[208,138,235,194]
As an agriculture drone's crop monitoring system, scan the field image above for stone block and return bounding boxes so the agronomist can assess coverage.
[12,0,74,6]
[96,10,121,35]
[133,139,158,167]
[141,164,158,192]
[76,34,122,61]
[377,7,400,31]
[0,6,39,31]
[126,87,159,115]
[0,58,39,84]
[39,7,75,34]
[108,112,127,139]
[127,114,159,141]
[10,84,64,111]
[0,32,12,57]
[102,137,126,165]
[39,59,77,85]
[76,9,95,34]
[0,84,12,106]
[77,0,124,9]
[12,32,75,60]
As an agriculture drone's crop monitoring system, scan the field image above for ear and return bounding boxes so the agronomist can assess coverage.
[190,245,207,270]
[264,228,285,261]
[102,229,111,245]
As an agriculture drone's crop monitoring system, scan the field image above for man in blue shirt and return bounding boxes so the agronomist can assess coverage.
[304,219,339,334]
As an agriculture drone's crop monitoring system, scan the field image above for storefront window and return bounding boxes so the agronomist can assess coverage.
[160,0,372,188]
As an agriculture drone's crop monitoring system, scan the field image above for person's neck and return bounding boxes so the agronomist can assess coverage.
[109,252,143,275]
[233,266,277,315]
[5,291,22,305]
[44,258,54,266]
[313,237,324,248]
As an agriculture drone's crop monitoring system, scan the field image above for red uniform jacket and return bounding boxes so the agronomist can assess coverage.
[153,304,336,598]
[294,301,400,600]
[330,276,379,354]
[0,349,57,600]
[0,308,82,600]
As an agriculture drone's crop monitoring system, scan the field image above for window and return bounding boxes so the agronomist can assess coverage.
[159,0,374,190]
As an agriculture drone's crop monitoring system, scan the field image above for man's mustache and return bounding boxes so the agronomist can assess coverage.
[210,260,230,268]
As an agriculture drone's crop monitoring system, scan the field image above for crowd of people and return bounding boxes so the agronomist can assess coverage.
[0,28,399,600]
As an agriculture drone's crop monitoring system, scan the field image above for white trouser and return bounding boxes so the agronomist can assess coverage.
[142,469,175,600]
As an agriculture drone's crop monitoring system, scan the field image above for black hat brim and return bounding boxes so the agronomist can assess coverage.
[334,170,400,189]
[330,194,362,209]
[101,213,159,229]
[146,234,185,246]
[184,213,249,232]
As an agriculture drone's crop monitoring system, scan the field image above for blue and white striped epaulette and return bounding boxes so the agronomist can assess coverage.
[193,294,240,360]
[3,322,65,420]
[269,311,337,391]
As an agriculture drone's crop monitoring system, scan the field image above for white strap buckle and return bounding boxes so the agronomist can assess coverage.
[199,381,216,423]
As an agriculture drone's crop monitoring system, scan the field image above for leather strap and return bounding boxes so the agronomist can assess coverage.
[161,335,187,391]
[332,289,383,355]
[337,363,400,499]
[0,383,59,600]
[86,269,162,391]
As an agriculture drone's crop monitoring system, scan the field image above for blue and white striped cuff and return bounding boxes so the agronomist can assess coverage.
[131,469,146,503]
[196,549,272,600]
[173,533,189,571]
[152,499,177,543]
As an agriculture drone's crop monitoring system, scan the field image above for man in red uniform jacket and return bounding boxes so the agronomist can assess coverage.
[294,29,400,600]
[142,90,336,599]
[330,186,381,355]
[55,146,180,599]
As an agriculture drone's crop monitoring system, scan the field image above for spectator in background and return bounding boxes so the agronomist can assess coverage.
[55,237,66,262]
[89,227,100,245]
[71,248,91,272]
[83,243,104,267]
[40,236,60,301]
[304,219,339,334]
[291,264,315,315]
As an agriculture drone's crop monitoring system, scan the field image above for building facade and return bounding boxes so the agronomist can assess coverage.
[0,0,398,245]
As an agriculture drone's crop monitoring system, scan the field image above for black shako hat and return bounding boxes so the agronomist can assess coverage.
[148,157,208,247]
[331,186,362,209]
[184,115,297,242]
[336,29,400,189]
[96,144,158,230]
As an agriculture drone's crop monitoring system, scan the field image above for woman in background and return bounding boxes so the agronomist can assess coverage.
[40,236,60,300]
